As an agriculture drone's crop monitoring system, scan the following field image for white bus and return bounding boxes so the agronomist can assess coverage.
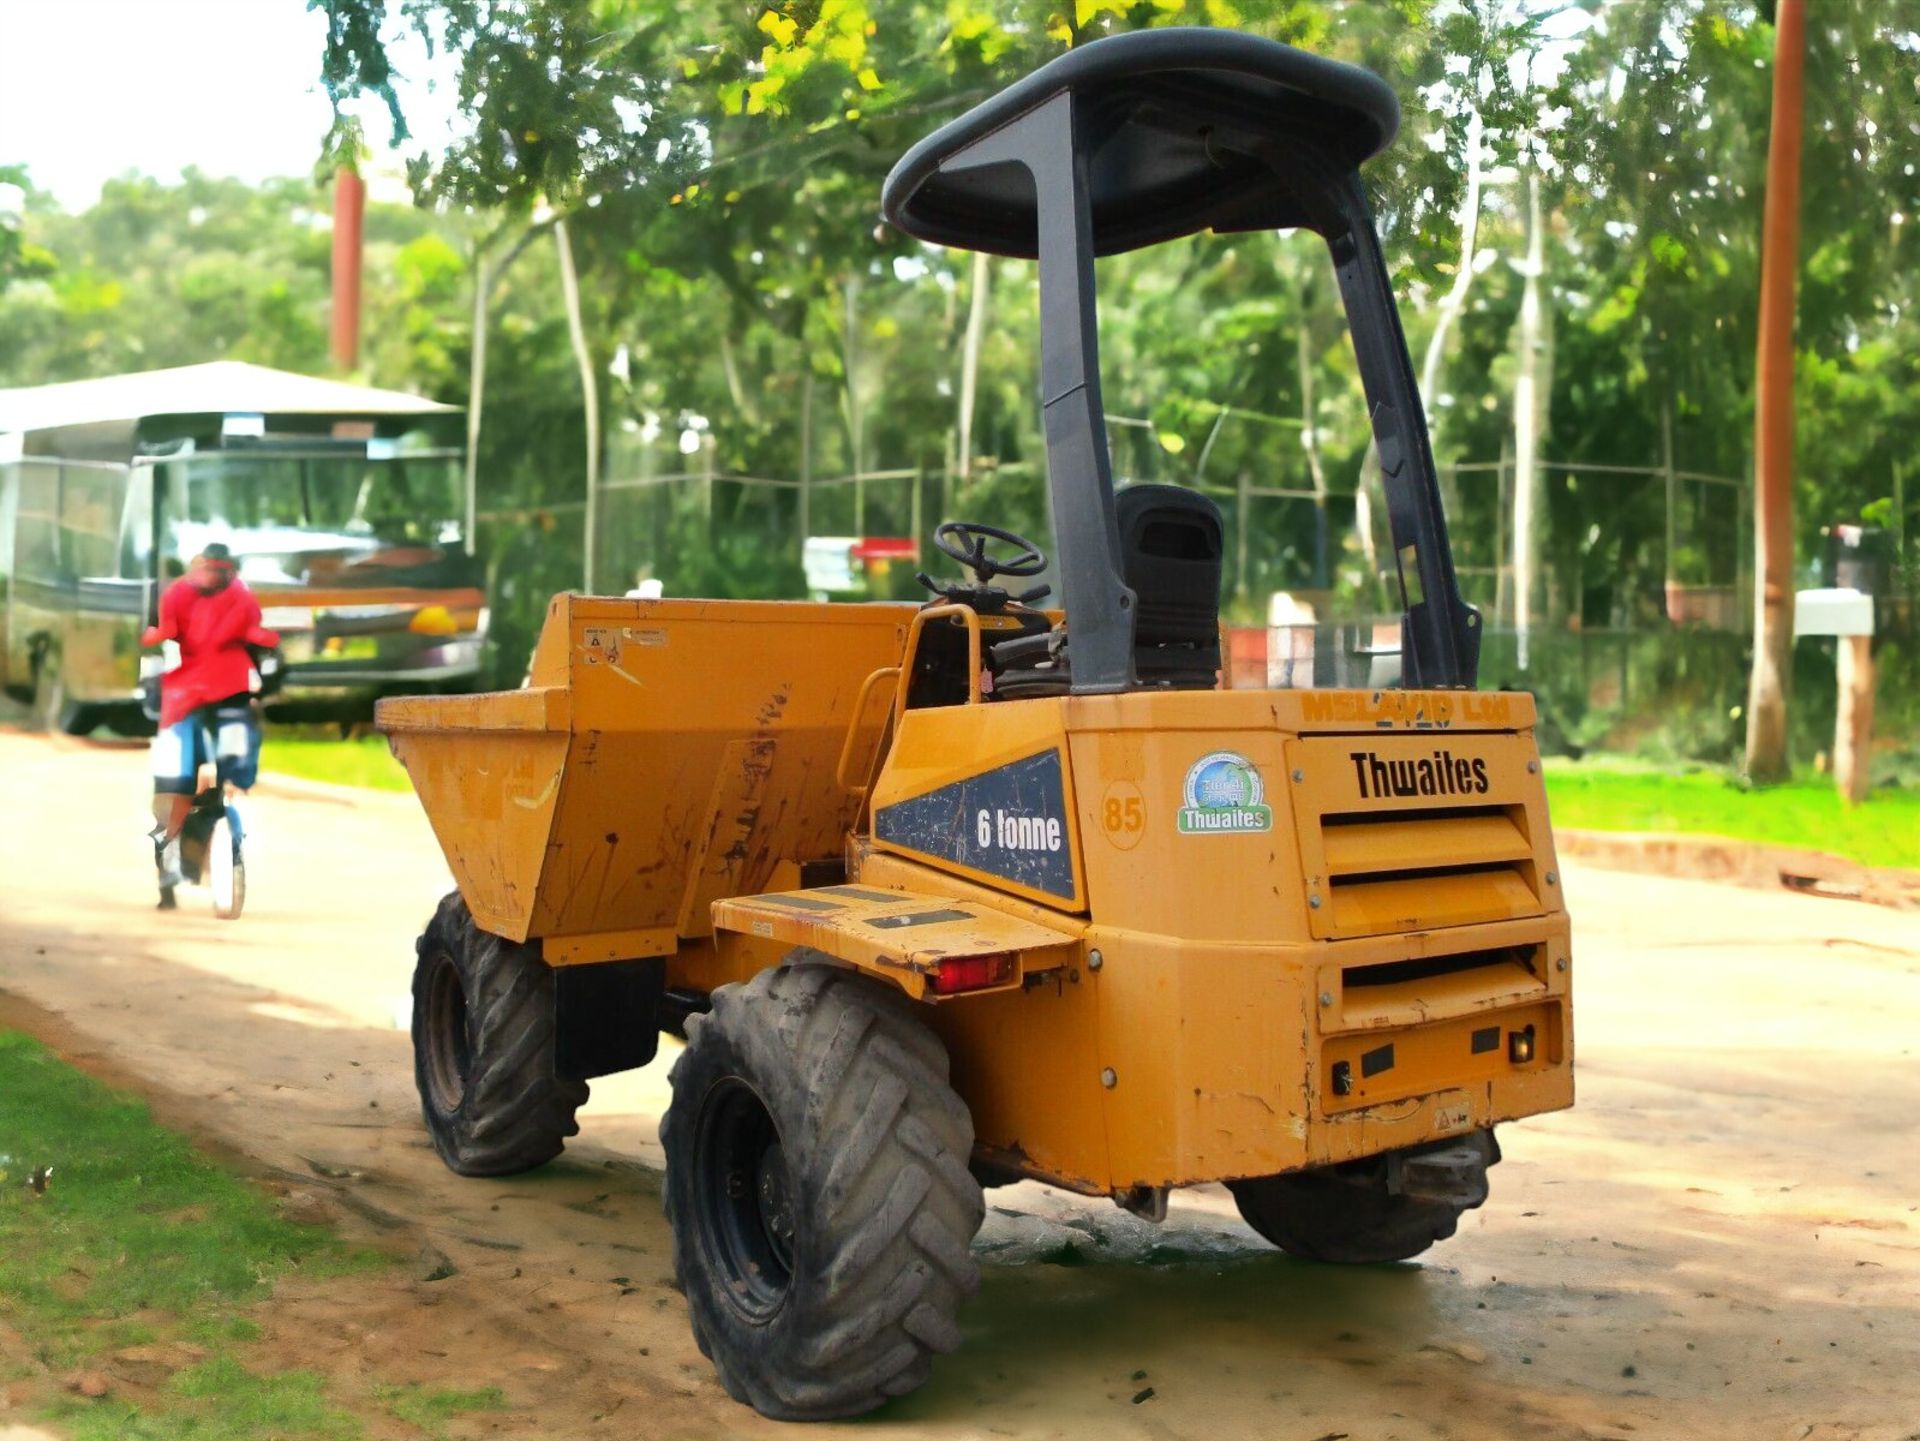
[0,361,486,733]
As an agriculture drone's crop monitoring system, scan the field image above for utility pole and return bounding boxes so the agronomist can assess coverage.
[1744,0,1806,782]
[329,166,364,373]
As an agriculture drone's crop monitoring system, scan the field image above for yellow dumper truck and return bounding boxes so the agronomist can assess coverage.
[380,30,1573,1421]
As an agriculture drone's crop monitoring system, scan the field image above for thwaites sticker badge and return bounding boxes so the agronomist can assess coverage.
[1176,751,1273,835]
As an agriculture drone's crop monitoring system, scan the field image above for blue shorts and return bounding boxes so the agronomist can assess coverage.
[151,700,261,795]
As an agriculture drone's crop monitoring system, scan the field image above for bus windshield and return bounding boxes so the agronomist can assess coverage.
[160,447,467,588]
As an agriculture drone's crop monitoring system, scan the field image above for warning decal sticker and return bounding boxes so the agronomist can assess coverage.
[874,750,1076,899]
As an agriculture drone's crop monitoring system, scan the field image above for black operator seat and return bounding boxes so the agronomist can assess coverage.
[990,483,1223,697]
[1117,483,1223,687]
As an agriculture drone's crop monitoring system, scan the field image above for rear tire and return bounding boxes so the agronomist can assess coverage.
[410,891,588,1176]
[1229,1136,1497,1264]
[662,964,983,1420]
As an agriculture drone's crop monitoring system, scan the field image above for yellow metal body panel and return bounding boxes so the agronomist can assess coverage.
[842,686,1573,1194]
[384,602,1574,1196]
[868,699,1087,911]
[379,686,572,941]
[378,595,911,948]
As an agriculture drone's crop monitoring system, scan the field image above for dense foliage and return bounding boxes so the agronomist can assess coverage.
[2,0,1915,767]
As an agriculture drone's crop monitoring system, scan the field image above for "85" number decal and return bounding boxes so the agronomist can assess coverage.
[1100,781,1145,851]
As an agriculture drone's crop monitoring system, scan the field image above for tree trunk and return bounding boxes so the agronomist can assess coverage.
[720,332,756,423]
[464,224,543,560]
[1235,468,1251,603]
[464,248,490,559]
[842,274,865,532]
[798,368,814,552]
[1419,107,1485,517]
[957,251,990,487]
[1511,168,1549,670]
[1354,444,1384,608]
[554,219,600,594]
[1493,433,1512,626]
[1296,270,1330,589]
[1352,108,1482,598]
[1662,397,1678,590]
[1745,0,1806,783]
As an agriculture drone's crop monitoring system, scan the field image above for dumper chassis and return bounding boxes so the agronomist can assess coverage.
[381,30,1574,1422]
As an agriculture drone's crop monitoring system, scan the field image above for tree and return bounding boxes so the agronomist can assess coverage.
[0,165,54,296]
[1744,0,1806,782]
[0,170,455,386]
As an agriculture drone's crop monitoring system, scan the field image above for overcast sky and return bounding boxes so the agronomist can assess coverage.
[0,0,450,209]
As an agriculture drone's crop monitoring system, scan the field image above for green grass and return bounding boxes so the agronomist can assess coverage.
[56,1359,359,1441]
[260,734,411,793]
[375,1384,509,1439]
[1543,758,1920,871]
[0,1030,392,1438]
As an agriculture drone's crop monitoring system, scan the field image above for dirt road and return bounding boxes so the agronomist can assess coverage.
[1,728,1916,1440]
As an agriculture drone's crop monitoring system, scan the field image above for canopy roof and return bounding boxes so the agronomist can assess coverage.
[882,28,1400,259]
[0,361,456,435]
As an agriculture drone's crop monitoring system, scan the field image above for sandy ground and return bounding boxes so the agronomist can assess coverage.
[0,728,1916,1441]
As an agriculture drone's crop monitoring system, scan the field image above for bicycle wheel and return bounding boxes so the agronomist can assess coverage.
[209,811,245,920]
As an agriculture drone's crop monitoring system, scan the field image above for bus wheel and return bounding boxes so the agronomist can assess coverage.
[103,704,156,739]
[29,643,66,733]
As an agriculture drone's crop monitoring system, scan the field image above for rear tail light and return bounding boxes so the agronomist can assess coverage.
[930,953,1015,995]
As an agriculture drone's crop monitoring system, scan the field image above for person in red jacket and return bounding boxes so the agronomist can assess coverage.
[143,542,279,908]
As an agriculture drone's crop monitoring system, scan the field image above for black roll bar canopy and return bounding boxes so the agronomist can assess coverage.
[882,28,1482,692]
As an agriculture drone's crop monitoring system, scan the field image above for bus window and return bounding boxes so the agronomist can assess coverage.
[171,450,464,559]
[120,464,152,579]
[15,460,60,579]
[61,465,123,579]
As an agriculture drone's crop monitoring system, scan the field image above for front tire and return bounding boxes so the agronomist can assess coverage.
[208,814,244,920]
[410,892,588,1176]
[662,964,983,1421]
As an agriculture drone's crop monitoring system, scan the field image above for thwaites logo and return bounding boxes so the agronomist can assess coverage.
[1350,748,1490,800]
[1177,751,1273,835]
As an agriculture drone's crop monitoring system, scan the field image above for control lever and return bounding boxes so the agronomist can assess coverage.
[1015,584,1052,605]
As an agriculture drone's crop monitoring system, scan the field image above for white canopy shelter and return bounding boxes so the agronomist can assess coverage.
[0,360,456,434]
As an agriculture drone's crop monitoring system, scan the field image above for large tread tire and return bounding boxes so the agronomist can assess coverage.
[662,963,983,1421]
[29,644,67,734]
[410,891,588,1176]
[1229,1135,1497,1264]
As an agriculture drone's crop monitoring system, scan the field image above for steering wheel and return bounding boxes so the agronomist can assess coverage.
[933,521,1047,583]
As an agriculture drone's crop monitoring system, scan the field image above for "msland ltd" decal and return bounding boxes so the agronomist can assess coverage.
[1350,748,1490,800]
[1302,691,1514,728]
